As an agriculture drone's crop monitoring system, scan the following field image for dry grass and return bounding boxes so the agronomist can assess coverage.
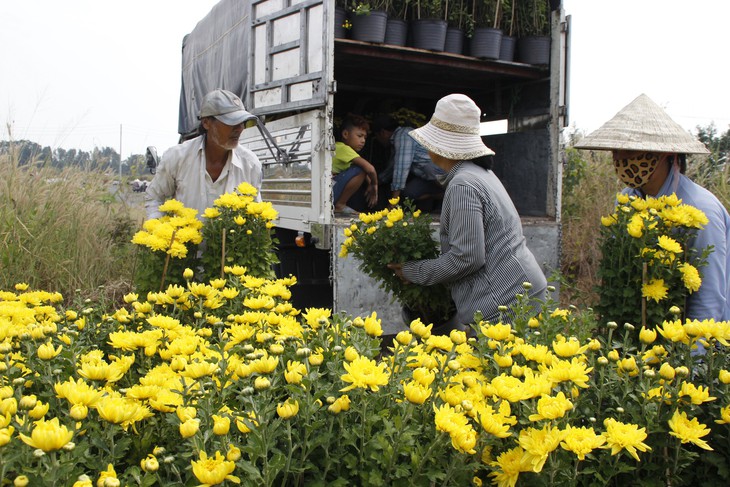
[559,150,624,307]
[0,144,138,302]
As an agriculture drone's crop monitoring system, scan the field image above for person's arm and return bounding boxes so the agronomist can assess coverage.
[350,155,379,206]
[390,128,415,197]
[401,184,486,285]
[687,203,730,320]
[144,152,178,220]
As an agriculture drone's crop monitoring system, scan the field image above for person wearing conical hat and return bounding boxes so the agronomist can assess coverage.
[388,94,547,329]
[576,93,730,322]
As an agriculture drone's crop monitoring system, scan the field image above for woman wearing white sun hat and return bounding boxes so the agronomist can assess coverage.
[389,94,547,328]
[575,93,730,322]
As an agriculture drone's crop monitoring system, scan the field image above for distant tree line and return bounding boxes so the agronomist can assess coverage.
[0,140,151,178]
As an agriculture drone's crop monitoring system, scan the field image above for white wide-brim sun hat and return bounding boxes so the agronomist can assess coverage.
[575,93,709,154]
[409,94,495,160]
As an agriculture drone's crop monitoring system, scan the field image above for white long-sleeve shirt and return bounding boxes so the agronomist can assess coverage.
[145,135,262,220]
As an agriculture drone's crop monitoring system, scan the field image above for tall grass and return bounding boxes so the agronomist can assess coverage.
[560,148,624,307]
[0,143,137,303]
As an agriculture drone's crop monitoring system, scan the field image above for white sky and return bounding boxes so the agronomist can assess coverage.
[1,0,728,157]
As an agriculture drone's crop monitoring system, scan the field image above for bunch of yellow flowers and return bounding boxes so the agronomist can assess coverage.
[597,192,709,330]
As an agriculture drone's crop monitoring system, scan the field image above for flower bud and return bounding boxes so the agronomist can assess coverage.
[395,331,413,346]
[639,327,657,344]
[606,321,618,330]
[597,356,609,366]
[522,282,533,290]
[547,285,556,293]
[719,369,730,384]
[447,360,461,371]
[675,366,690,378]
[14,476,30,487]
[141,454,159,473]
[18,395,37,410]
[669,306,681,316]
[616,407,625,414]
[254,377,271,390]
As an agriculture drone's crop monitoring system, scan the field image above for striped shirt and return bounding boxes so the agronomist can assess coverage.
[402,161,547,324]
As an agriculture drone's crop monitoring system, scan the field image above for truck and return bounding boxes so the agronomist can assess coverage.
[176,0,570,334]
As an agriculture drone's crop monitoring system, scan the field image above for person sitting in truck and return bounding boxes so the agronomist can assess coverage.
[372,114,446,212]
[332,114,378,215]
[145,89,262,220]
[388,94,547,329]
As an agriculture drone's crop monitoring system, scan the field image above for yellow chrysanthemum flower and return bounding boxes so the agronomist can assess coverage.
[528,391,573,421]
[657,235,682,253]
[668,410,713,450]
[276,398,300,419]
[191,450,241,485]
[602,417,651,461]
[642,279,668,303]
[18,417,73,452]
[340,357,389,392]
[518,425,565,472]
[679,262,702,293]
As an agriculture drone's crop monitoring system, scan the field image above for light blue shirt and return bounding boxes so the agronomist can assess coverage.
[624,163,730,321]
[380,127,444,191]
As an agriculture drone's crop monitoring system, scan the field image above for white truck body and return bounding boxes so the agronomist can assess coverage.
[179,0,570,333]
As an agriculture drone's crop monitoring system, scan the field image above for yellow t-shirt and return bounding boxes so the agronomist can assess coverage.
[332,142,359,174]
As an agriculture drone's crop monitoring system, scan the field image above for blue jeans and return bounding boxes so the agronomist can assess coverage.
[332,165,364,204]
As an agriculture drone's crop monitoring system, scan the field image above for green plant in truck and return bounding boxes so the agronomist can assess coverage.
[471,0,503,30]
[413,0,445,20]
[515,0,550,37]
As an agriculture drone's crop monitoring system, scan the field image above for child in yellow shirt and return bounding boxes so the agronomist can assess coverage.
[332,115,378,214]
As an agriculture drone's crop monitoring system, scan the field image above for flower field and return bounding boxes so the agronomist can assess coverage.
[1,273,730,486]
[2,187,730,486]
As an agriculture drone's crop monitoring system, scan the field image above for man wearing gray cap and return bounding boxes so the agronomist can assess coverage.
[145,89,263,220]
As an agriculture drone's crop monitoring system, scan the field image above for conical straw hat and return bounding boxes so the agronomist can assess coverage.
[574,94,709,154]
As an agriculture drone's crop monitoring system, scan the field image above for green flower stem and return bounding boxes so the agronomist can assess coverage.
[706,338,717,398]
[384,404,413,482]
[410,432,448,485]
[441,452,460,484]
[282,419,293,487]
[570,458,581,487]
[357,392,369,475]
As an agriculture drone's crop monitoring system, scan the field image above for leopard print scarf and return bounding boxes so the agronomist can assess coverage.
[613,152,661,188]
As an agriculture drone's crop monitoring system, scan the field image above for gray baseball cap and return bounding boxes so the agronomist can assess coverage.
[198,89,255,126]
